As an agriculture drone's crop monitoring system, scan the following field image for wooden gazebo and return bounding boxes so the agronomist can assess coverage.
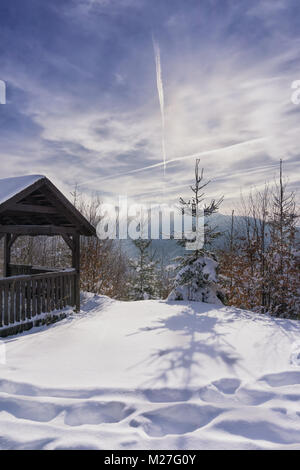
[0,175,96,335]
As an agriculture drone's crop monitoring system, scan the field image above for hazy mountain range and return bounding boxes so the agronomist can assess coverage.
[115,213,300,264]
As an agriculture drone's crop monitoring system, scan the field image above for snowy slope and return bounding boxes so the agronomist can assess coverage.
[0,294,300,449]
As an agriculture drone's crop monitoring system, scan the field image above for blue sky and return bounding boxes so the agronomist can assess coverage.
[0,0,299,211]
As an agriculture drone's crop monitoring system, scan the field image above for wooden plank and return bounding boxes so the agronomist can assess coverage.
[32,279,36,317]
[72,234,81,312]
[8,264,32,276]
[0,286,3,327]
[21,280,26,321]
[15,281,20,322]
[58,275,62,310]
[36,279,41,315]
[51,277,55,312]
[42,278,45,313]
[63,275,67,307]
[60,275,63,310]
[0,270,77,324]
[10,281,15,324]
[3,234,11,278]
[61,275,65,308]
[69,275,73,306]
[55,277,59,310]
[8,234,20,249]
[25,281,29,319]
[61,234,74,251]
[70,274,75,306]
[70,274,75,305]
[66,275,70,306]
[26,280,32,319]
[4,284,9,325]
[0,269,76,284]
[42,278,46,313]
[46,277,51,312]
[0,225,77,236]
[9,204,57,214]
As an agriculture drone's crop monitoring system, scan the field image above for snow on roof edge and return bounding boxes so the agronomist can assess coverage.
[0,175,46,205]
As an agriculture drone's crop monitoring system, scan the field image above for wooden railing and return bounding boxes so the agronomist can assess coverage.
[8,264,61,276]
[7,264,32,276]
[0,269,77,328]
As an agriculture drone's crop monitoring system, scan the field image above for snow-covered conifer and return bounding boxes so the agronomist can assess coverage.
[169,159,224,304]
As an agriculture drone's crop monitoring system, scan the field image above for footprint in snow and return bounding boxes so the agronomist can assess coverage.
[130,403,223,437]
[260,370,300,387]
[290,341,300,367]
[64,401,135,426]
[212,378,241,394]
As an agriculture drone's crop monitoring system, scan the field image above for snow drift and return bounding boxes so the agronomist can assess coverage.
[0,293,300,449]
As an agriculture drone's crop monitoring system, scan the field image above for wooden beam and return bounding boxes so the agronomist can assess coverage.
[3,234,11,277]
[0,269,76,284]
[8,204,57,214]
[72,233,80,312]
[0,177,95,237]
[61,234,74,251]
[0,225,77,235]
[42,181,96,236]
[8,234,20,249]
[40,186,83,232]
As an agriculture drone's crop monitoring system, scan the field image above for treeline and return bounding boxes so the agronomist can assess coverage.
[126,158,300,319]
[2,160,299,318]
[219,160,300,317]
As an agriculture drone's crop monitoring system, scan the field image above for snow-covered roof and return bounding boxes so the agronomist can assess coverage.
[0,174,96,236]
[0,175,45,205]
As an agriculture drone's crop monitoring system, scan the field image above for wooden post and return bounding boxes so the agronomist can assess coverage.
[72,233,80,312]
[3,233,11,277]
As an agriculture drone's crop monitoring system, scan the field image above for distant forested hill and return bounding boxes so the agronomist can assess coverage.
[115,213,300,264]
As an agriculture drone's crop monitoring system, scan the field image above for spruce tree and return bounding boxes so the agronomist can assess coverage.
[266,160,300,316]
[128,239,159,300]
[169,159,224,303]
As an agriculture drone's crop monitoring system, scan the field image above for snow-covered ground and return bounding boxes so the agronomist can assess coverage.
[0,293,300,450]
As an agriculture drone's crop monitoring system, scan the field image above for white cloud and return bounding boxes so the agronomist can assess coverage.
[1,0,299,211]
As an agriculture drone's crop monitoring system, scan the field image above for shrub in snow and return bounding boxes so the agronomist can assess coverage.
[168,254,224,305]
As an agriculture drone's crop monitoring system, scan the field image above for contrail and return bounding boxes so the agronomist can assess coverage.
[77,136,267,188]
[152,34,166,176]
[129,161,280,198]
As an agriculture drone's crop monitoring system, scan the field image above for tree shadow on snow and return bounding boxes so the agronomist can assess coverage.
[130,301,242,389]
